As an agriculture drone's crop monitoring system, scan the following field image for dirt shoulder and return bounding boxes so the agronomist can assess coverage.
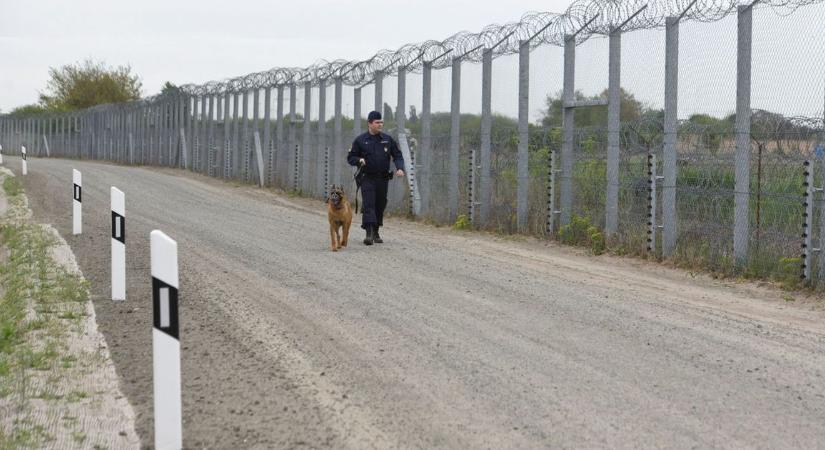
[0,168,139,449]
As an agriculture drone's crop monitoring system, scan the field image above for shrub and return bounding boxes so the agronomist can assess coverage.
[558,215,605,255]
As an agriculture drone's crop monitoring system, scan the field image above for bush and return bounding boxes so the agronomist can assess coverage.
[777,257,803,289]
[453,214,471,230]
[558,215,605,255]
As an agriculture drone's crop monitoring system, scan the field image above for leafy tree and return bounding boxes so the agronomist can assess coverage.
[9,104,48,116]
[38,59,142,111]
[541,88,644,128]
[681,113,730,152]
[161,81,181,96]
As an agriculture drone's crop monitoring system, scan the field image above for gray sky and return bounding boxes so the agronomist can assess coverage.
[2,1,823,120]
[0,0,571,112]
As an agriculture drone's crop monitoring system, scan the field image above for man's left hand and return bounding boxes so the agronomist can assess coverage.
[396,169,405,177]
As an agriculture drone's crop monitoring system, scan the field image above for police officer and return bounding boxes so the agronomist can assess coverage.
[348,111,405,245]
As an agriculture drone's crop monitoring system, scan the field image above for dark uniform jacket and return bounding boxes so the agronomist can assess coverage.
[347,132,405,175]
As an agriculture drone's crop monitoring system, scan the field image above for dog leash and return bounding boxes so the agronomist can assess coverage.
[352,166,363,214]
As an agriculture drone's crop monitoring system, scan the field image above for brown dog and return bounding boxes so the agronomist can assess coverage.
[327,185,352,252]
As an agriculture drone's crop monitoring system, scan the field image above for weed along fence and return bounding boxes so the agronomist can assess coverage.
[3,0,825,287]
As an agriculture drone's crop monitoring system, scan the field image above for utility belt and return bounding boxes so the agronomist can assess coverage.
[362,171,394,181]
[355,169,392,185]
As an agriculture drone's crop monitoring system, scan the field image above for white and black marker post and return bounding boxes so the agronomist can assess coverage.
[151,230,182,450]
[73,169,82,235]
[111,187,125,300]
[21,146,27,175]
[0,144,4,164]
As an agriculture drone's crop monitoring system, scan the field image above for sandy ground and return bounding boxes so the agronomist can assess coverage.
[7,155,825,449]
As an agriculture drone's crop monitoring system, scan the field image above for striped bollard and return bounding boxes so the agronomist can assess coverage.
[0,144,4,164]
[111,187,125,300]
[21,146,27,175]
[151,230,182,450]
[73,169,82,235]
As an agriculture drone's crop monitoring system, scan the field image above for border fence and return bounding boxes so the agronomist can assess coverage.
[3,0,825,286]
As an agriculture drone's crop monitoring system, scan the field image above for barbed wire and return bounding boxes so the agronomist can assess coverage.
[3,0,823,111]
[167,0,821,98]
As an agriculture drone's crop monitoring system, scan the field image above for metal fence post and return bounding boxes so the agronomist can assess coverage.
[179,96,186,168]
[303,81,312,193]
[145,106,150,164]
[397,66,409,209]
[421,61,432,217]
[469,147,477,224]
[734,3,754,266]
[334,77,343,187]
[803,160,814,280]
[163,102,170,165]
[288,83,297,189]
[561,34,576,227]
[242,90,250,180]
[207,95,215,176]
[252,88,261,181]
[166,102,173,165]
[374,70,383,113]
[647,153,659,253]
[663,16,680,257]
[224,91,233,178]
[186,97,194,170]
[479,49,492,227]
[63,115,69,159]
[819,155,825,280]
[62,114,67,156]
[397,67,406,136]
[154,105,161,164]
[354,87,362,137]
[606,28,621,236]
[232,91,240,178]
[114,109,120,162]
[192,96,200,171]
[449,57,461,223]
[35,118,41,156]
[137,108,143,163]
[276,85,286,185]
[196,99,203,170]
[517,40,530,232]
[158,104,164,164]
[263,87,272,186]
[318,79,327,195]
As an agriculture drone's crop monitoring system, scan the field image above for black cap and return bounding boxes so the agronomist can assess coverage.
[367,111,382,122]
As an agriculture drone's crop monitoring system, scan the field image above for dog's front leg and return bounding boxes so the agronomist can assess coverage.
[330,224,338,252]
[342,221,350,247]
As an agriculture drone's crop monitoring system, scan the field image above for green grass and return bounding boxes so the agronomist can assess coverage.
[65,391,89,403]
[0,173,94,448]
[2,176,23,197]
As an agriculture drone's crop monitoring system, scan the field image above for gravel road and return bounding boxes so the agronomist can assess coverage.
[8,156,825,449]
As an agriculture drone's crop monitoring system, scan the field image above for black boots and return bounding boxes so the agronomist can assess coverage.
[363,225,384,245]
[363,225,375,245]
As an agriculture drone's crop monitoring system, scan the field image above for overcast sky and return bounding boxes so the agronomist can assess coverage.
[0,0,572,112]
[2,1,823,120]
